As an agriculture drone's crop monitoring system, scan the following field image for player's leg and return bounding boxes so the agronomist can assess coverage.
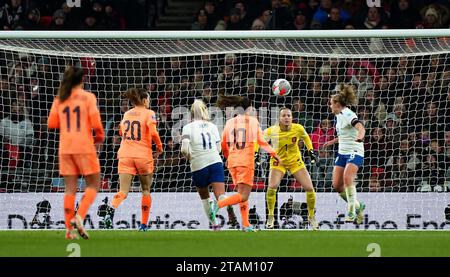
[237,183,253,231]
[216,167,245,209]
[343,163,360,222]
[292,167,319,230]
[70,154,101,239]
[138,173,153,231]
[266,169,284,229]
[60,154,78,239]
[192,166,218,228]
[210,162,238,228]
[211,182,238,228]
[63,175,78,240]
[333,164,363,223]
[112,158,136,209]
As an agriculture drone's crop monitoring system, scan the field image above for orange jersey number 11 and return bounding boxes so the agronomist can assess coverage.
[62,105,81,132]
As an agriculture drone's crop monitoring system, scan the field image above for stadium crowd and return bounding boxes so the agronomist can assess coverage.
[0,51,448,193]
[192,0,450,30]
[0,0,150,30]
[0,0,449,193]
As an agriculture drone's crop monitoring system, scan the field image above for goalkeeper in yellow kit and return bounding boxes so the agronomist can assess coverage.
[262,107,319,230]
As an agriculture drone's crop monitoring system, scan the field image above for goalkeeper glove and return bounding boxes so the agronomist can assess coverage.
[307,150,318,165]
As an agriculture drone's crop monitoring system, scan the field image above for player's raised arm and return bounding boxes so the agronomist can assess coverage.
[47,98,60,129]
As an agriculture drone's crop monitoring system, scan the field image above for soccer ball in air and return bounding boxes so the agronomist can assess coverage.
[272,78,291,96]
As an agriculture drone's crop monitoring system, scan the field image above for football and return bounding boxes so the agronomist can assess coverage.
[272,78,291,96]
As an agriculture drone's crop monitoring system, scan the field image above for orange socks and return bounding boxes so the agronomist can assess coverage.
[141,195,152,226]
[111,191,127,209]
[218,193,242,208]
[240,201,250,228]
[64,193,76,229]
[76,187,97,220]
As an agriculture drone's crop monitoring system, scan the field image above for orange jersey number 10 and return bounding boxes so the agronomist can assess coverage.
[228,128,246,150]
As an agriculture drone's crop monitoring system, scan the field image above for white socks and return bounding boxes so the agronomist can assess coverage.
[202,198,218,226]
[345,186,357,215]
[339,190,360,210]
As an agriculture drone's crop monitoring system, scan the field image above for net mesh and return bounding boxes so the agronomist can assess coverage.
[0,36,449,197]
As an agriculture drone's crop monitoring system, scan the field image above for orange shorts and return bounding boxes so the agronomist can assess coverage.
[229,166,254,186]
[118,158,154,175]
[59,153,100,176]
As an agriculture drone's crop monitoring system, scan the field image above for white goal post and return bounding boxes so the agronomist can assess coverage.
[0,30,449,230]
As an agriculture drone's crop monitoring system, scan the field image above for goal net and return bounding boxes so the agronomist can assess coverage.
[0,30,449,230]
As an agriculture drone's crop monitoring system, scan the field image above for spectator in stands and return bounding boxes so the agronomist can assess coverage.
[266,0,294,30]
[0,0,25,30]
[420,102,445,139]
[417,3,449,28]
[444,130,450,161]
[293,9,309,30]
[0,99,34,168]
[312,0,350,28]
[201,82,217,106]
[197,54,219,82]
[258,9,272,28]
[291,97,314,134]
[310,118,335,151]
[251,18,265,30]
[20,7,40,30]
[357,6,385,29]
[422,141,446,191]
[386,138,421,191]
[389,0,420,29]
[365,126,389,189]
[203,1,219,30]
[156,137,187,182]
[234,1,252,29]
[192,69,204,94]
[50,9,66,30]
[305,81,328,120]
[387,103,408,133]
[83,11,101,30]
[346,59,380,91]
[104,3,121,30]
[358,105,375,131]
[217,64,240,94]
[430,139,449,169]
[191,9,208,30]
[321,6,346,29]
[226,8,245,30]
[364,89,387,127]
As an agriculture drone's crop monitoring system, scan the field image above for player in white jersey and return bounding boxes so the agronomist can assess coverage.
[323,84,366,223]
[181,99,237,229]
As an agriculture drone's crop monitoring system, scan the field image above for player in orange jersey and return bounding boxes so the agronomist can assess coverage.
[48,66,105,240]
[211,95,281,232]
[103,88,163,231]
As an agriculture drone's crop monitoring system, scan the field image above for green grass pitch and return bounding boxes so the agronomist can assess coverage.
[0,230,449,257]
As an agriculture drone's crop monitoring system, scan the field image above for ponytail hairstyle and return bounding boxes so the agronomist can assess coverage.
[121,87,148,106]
[331,83,358,107]
[58,66,84,103]
[216,95,252,110]
[191,99,210,121]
